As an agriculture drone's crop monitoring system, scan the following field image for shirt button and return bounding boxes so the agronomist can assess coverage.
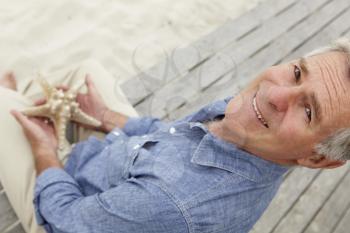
[133,144,141,150]
[169,127,176,134]
[112,131,120,136]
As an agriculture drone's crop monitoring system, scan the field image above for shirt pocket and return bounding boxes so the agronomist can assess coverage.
[122,138,158,179]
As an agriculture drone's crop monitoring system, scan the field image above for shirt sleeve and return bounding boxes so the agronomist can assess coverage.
[34,168,188,233]
[122,116,167,136]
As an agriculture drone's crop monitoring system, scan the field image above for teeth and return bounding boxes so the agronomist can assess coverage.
[253,95,268,128]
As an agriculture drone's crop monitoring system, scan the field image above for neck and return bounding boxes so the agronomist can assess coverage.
[206,120,297,167]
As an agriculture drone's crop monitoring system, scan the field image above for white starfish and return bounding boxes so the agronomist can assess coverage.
[22,76,101,159]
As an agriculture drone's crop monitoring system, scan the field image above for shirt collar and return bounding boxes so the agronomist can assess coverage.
[190,131,289,183]
[187,96,232,123]
[189,97,289,183]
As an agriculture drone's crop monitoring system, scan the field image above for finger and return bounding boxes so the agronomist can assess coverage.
[34,118,55,132]
[85,74,98,95]
[32,116,50,124]
[76,93,84,103]
[34,98,47,106]
[55,85,69,91]
[4,71,15,79]
[325,160,346,169]
[11,110,32,128]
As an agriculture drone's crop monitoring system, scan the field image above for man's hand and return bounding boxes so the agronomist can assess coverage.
[11,110,62,175]
[76,75,128,133]
[30,75,129,133]
[76,75,110,130]
[11,110,57,156]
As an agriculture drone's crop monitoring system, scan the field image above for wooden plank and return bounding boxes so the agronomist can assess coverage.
[232,0,350,89]
[342,23,350,37]
[343,29,350,41]
[185,0,299,65]
[225,0,350,90]
[0,193,19,232]
[121,0,300,105]
[270,164,350,233]
[333,204,350,233]
[283,12,350,63]
[218,0,330,78]
[135,0,335,118]
[134,0,330,117]
[249,168,321,233]
[171,0,350,120]
[3,222,25,233]
[303,170,350,233]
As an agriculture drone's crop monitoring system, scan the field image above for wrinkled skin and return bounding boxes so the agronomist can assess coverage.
[211,51,350,168]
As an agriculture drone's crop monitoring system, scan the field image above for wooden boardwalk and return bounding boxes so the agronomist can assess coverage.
[1,0,350,232]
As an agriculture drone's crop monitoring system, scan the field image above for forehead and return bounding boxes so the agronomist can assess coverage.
[305,51,349,75]
[304,51,350,131]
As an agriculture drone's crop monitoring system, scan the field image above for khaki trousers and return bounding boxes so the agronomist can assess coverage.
[0,60,138,233]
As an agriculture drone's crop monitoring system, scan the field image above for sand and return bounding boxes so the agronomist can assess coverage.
[0,0,265,85]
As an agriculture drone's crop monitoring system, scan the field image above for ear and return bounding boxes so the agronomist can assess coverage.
[297,154,346,169]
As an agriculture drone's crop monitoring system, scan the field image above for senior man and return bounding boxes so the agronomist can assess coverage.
[1,38,350,233]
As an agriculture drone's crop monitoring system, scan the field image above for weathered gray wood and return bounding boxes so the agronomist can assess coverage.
[171,0,350,120]
[333,204,350,233]
[344,30,350,43]
[183,0,300,67]
[3,222,25,233]
[303,170,350,233]
[270,164,350,233]
[0,193,19,232]
[283,15,350,63]
[134,0,330,117]
[121,0,300,105]
[249,168,321,233]
[219,0,331,78]
[134,0,340,119]
[232,0,350,89]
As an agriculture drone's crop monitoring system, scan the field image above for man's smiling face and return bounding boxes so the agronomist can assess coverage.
[223,51,350,163]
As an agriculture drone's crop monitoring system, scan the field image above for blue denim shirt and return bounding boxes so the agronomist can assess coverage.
[34,97,289,233]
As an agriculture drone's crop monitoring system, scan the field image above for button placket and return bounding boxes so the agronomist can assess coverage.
[124,143,141,179]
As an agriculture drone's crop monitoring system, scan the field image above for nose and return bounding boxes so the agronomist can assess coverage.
[267,85,300,112]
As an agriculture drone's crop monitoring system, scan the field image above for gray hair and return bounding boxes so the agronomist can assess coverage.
[304,38,350,161]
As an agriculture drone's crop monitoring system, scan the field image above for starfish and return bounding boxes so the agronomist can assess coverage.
[21,76,101,159]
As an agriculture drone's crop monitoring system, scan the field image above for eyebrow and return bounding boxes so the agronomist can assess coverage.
[298,58,322,124]
[299,57,309,75]
[310,93,323,124]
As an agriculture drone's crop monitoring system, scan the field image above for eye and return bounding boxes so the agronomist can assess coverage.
[305,106,312,122]
[294,65,301,82]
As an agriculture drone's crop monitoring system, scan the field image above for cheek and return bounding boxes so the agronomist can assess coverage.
[274,127,309,158]
[277,123,315,157]
[276,121,305,145]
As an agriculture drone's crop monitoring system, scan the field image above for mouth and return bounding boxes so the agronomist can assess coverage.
[252,93,269,128]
